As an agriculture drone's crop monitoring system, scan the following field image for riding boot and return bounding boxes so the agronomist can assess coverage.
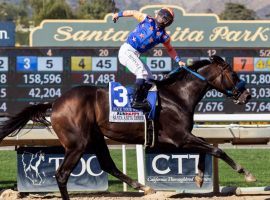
[131,80,151,112]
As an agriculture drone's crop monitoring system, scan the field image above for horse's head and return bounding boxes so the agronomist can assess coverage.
[202,55,251,104]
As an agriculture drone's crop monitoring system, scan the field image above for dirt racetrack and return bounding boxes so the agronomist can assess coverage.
[1,190,270,200]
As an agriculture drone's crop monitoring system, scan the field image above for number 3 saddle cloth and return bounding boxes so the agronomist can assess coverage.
[109,82,157,123]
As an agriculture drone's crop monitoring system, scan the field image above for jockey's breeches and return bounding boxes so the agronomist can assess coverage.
[118,43,153,80]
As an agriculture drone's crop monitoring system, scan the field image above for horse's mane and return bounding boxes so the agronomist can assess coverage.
[155,55,225,86]
[188,59,211,71]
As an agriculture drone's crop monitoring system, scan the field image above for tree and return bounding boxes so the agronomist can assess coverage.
[76,0,118,19]
[0,2,20,21]
[18,0,31,27]
[219,3,258,20]
[41,1,75,19]
[30,0,75,25]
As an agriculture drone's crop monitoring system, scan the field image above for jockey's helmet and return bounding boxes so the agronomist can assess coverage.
[155,7,174,28]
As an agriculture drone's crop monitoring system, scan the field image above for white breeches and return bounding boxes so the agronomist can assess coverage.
[118,43,153,80]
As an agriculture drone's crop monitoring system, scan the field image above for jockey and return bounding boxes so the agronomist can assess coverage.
[113,8,186,111]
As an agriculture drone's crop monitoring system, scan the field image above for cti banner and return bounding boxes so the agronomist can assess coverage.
[0,22,15,47]
[30,5,270,47]
[17,147,108,192]
[145,148,212,192]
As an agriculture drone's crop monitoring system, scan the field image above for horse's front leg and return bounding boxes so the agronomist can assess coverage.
[182,134,256,183]
[194,152,205,188]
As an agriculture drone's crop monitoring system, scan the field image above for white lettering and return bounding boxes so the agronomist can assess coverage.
[171,155,188,174]
[151,154,200,175]
[49,157,64,174]
[0,30,9,39]
[49,156,103,177]
[189,155,199,174]
[86,156,103,176]
[70,158,86,177]
[152,154,170,175]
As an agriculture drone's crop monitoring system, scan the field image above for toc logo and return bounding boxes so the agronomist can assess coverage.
[0,22,15,46]
[17,147,108,192]
[49,156,103,177]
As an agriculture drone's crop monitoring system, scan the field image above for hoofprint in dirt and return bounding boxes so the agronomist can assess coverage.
[1,190,270,200]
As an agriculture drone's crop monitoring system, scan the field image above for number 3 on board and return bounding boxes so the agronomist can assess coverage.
[16,56,37,71]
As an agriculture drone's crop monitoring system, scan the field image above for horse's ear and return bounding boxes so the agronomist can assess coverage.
[209,55,225,64]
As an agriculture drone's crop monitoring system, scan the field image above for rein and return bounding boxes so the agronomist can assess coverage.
[168,64,246,98]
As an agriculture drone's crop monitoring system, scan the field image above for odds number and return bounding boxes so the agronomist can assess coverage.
[38,57,63,71]
[99,49,109,56]
[147,57,171,71]
[207,49,216,56]
[92,57,117,71]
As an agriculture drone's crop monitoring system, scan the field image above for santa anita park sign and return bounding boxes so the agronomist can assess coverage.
[30,5,270,47]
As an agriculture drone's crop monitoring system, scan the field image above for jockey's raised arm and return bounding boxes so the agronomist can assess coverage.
[112,10,147,22]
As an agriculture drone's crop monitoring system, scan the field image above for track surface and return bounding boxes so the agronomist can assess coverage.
[1,190,270,200]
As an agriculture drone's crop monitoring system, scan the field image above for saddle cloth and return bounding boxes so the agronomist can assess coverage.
[109,82,157,123]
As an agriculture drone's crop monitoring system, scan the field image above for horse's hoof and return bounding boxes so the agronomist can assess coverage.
[144,186,156,195]
[245,173,257,183]
[194,175,203,188]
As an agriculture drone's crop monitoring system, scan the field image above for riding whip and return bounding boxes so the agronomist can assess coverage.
[112,0,117,23]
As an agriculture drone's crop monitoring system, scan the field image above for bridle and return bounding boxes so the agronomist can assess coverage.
[205,63,246,99]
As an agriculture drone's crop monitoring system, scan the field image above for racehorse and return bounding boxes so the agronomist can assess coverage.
[0,55,255,200]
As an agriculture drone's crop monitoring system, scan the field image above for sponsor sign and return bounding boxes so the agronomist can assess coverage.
[145,148,212,192]
[17,147,108,192]
[0,22,15,46]
[30,5,270,47]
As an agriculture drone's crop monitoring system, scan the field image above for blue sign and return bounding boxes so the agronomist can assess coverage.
[17,147,108,192]
[145,148,212,192]
[16,56,38,72]
[0,22,15,46]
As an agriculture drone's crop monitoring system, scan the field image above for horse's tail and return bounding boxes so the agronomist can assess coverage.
[0,103,52,140]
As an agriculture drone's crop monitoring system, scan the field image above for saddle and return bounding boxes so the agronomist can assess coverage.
[109,82,157,147]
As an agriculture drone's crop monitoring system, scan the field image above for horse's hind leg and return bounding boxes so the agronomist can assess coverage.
[55,137,88,200]
[183,134,256,183]
[93,131,155,194]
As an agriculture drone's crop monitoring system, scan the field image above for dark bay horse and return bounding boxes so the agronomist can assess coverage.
[0,56,255,199]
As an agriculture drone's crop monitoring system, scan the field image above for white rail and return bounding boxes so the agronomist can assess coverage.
[194,114,270,122]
